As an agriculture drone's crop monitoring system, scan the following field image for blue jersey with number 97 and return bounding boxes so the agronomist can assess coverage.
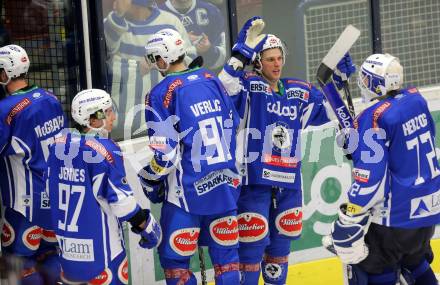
[46,131,141,281]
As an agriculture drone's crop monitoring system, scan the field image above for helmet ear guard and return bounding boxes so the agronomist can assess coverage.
[254,34,286,72]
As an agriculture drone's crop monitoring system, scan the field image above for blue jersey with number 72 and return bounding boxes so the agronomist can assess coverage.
[347,87,440,228]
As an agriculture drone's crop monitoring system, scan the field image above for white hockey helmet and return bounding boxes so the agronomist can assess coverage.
[71,89,113,127]
[0,45,30,85]
[255,34,286,68]
[145,29,186,72]
[357,53,403,102]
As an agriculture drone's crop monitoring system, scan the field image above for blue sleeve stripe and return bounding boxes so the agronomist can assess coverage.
[104,21,121,42]
[110,12,127,27]
[119,43,147,57]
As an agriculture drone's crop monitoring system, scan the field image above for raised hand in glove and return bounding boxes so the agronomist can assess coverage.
[131,210,162,249]
[333,53,356,89]
[322,203,371,264]
[232,16,268,63]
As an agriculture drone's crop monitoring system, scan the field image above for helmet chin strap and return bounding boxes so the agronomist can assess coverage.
[155,61,170,76]
[86,120,109,138]
[0,76,11,86]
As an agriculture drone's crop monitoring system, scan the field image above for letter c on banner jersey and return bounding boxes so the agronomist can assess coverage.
[1,220,15,247]
[89,268,113,285]
[22,226,42,250]
[237,212,268,242]
[170,228,200,256]
[118,257,129,284]
[209,216,239,246]
[275,208,303,237]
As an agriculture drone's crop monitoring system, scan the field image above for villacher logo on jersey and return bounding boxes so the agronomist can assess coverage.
[170,228,200,256]
[209,216,239,246]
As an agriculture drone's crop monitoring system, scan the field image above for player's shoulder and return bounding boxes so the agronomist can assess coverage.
[243,71,260,80]
[83,136,120,165]
[187,67,217,81]
[356,99,394,130]
[282,77,312,90]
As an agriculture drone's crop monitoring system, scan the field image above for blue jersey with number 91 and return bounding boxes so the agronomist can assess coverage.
[144,67,240,215]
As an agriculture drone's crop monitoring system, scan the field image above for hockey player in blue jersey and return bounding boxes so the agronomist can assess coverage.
[139,28,241,284]
[45,88,162,284]
[0,44,65,285]
[160,0,226,70]
[218,17,355,285]
[104,0,195,139]
[324,53,440,285]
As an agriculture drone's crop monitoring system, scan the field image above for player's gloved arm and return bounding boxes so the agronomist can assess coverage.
[322,203,371,264]
[219,17,266,100]
[144,91,183,181]
[130,209,162,249]
[332,53,356,90]
[301,85,332,128]
[231,16,267,66]
[137,170,165,204]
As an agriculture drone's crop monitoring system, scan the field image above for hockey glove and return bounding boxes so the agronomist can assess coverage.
[131,211,162,249]
[335,128,355,160]
[333,53,356,89]
[324,203,371,264]
[232,16,268,63]
[138,172,165,204]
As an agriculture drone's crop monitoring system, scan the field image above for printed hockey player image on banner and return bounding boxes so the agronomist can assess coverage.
[160,0,227,69]
[104,0,196,139]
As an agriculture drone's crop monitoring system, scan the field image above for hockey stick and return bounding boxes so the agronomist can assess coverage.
[198,246,207,285]
[316,25,360,129]
[317,25,361,285]
[343,82,356,118]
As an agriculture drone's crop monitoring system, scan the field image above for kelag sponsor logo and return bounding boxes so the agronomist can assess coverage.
[267,102,297,120]
[194,169,240,196]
